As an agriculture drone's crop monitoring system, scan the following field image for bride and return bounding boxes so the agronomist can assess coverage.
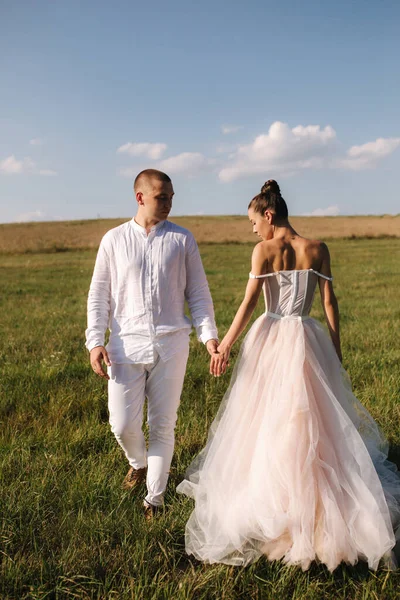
[177,180,400,572]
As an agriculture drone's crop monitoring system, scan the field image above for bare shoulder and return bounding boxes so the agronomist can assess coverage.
[252,240,269,256]
[251,241,270,272]
[311,239,330,260]
[302,237,330,259]
[252,240,274,262]
[302,236,326,249]
[306,239,332,276]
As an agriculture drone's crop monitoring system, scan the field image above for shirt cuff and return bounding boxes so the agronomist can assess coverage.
[85,338,105,352]
[198,327,219,345]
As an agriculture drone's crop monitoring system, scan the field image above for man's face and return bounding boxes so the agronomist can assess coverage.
[137,179,174,221]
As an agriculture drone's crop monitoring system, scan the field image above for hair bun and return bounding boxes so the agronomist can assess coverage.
[261,179,280,195]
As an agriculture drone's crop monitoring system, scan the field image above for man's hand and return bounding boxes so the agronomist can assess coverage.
[209,342,231,377]
[205,339,219,356]
[90,346,111,380]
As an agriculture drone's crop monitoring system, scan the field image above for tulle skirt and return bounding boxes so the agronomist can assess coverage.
[177,314,400,571]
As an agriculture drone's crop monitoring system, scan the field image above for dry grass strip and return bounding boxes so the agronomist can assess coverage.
[1,215,399,254]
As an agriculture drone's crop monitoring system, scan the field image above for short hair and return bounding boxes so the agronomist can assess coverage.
[248,179,289,219]
[134,169,171,192]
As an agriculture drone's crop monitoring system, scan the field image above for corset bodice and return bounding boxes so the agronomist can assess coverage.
[249,269,333,318]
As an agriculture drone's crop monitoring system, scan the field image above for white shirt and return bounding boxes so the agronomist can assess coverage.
[85,218,218,363]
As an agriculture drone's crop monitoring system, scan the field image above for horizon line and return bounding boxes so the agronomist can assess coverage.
[1,213,400,226]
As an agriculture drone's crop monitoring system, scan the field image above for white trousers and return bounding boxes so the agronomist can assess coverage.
[107,346,189,506]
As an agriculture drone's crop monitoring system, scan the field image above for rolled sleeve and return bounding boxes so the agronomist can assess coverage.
[85,236,112,352]
[184,234,218,344]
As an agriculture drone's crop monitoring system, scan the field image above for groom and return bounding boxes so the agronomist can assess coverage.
[85,169,218,519]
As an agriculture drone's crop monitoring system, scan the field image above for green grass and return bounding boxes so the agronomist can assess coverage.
[1,239,400,599]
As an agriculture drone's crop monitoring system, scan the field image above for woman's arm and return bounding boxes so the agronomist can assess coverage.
[210,243,266,376]
[318,243,342,362]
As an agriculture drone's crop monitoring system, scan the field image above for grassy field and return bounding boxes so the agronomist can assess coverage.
[0,215,399,254]
[1,235,400,599]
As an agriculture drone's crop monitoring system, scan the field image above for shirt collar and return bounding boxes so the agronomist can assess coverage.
[130,218,167,235]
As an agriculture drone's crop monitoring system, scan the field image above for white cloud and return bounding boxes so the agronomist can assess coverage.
[0,155,23,174]
[115,125,400,183]
[117,151,209,178]
[158,152,207,175]
[29,138,43,146]
[117,142,167,160]
[221,125,243,135]
[218,122,400,182]
[0,155,34,175]
[15,210,46,222]
[340,137,400,171]
[302,205,340,217]
[219,121,337,182]
[0,154,57,176]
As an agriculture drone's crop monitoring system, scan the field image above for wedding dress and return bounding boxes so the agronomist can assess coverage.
[177,269,400,571]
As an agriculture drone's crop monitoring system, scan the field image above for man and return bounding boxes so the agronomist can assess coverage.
[85,169,218,519]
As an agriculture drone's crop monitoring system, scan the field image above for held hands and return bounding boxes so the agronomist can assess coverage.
[205,339,219,356]
[208,341,231,377]
[90,346,111,380]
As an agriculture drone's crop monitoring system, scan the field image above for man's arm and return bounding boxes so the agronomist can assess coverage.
[184,233,218,353]
[85,237,112,379]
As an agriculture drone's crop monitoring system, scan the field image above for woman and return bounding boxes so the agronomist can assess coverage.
[177,180,400,572]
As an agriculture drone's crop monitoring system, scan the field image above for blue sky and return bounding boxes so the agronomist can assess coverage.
[1,0,399,222]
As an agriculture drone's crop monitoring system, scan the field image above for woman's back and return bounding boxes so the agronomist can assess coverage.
[258,236,327,274]
[251,269,332,318]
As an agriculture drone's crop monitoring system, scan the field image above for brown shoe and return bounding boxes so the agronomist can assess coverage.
[143,501,161,521]
[122,466,147,490]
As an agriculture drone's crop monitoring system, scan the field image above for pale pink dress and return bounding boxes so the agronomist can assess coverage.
[177,269,400,571]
